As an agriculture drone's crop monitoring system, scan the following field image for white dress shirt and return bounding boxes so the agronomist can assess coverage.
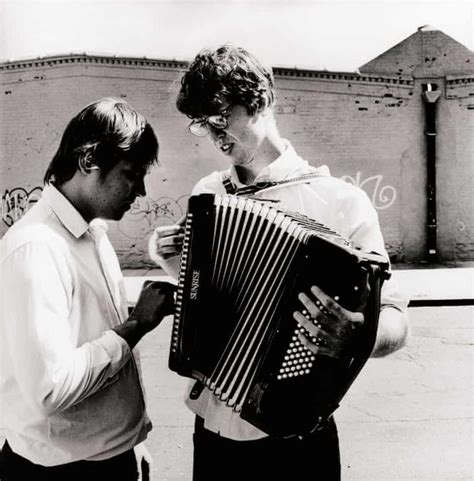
[182,140,408,440]
[0,185,151,466]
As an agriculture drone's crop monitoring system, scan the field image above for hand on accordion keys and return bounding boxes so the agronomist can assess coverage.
[148,217,186,262]
[293,285,367,359]
[114,281,176,349]
[148,217,186,278]
[130,281,176,333]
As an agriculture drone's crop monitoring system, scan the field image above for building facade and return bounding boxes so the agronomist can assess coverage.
[1,27,473,266]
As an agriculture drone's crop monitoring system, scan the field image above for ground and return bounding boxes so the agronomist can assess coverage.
[140,305,473,480]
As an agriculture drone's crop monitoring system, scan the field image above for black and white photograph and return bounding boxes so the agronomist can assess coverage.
[0,1,472,479]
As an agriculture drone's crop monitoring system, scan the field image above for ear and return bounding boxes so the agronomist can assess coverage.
[256,104,274,123]
[258,95,275,117]
[78,152,100,175]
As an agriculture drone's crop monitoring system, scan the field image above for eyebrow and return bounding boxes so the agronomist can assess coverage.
[200,105,233,120]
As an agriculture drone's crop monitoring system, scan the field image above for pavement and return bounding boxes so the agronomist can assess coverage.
[1,266,472,480]
[123,265,474,307]
[123,266,473,481]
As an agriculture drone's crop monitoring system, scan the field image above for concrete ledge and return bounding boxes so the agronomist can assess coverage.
[391,267,474,303]
[123,267,474,307]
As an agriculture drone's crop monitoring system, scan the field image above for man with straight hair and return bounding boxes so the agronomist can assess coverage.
[0,98,175,480]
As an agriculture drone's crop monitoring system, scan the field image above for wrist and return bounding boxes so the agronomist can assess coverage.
[113,318,147,349]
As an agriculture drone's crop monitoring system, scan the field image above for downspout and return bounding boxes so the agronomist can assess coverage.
[422,83,441,263]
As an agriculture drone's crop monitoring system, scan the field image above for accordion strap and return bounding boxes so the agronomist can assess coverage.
[220,172,325,197]
[189,380,205,400]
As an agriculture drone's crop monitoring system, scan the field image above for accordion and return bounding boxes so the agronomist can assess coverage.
[170,193,390,437]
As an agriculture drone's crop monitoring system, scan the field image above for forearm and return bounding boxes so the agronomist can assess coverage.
[371,305,409,357]
[19,331,132,415]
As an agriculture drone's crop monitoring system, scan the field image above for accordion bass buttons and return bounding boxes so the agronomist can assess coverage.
[277,333,315,380]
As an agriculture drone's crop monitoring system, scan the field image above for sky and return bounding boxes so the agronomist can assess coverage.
[0,0,472,72]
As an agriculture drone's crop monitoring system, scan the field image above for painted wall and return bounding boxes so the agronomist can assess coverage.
[437,78,474,262]
[1,56,472,265]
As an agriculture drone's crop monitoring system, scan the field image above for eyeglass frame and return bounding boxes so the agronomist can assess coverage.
[187,105,233,137]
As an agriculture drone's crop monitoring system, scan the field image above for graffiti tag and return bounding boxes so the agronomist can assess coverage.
[341,172,396,210]
[117,195,189,239]
[1,187,43,227]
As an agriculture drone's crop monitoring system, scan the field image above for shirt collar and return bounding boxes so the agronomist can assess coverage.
[228,140,330,186]
[41,184,108,239]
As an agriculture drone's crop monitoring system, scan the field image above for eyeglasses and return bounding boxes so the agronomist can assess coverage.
[188,106,233,137]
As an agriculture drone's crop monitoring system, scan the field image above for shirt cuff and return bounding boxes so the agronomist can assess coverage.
[100,330,132,370]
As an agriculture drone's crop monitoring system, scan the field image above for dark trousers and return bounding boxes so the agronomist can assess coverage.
[193,416,341,481]
[0,440,139,481]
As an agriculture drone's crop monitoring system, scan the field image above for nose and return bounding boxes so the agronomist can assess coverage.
[207,125,225,142]
[135,177,146,197]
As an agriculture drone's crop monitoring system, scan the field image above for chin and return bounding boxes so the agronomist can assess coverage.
[231,156,252,167]
[111,210,127,221]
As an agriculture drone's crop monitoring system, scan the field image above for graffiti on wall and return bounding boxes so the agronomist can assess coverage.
[1,187,189,237]
[1,187,43,227]
[2,173,396,238]
[117,195,189,240]
[341,171,397,210]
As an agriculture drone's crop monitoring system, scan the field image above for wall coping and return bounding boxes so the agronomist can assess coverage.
[1,53,417,86]
[0,54,189,71]
[446,74,474,86]
[3,53,471,86]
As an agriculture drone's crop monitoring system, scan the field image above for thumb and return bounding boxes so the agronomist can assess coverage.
[177,214,187,226]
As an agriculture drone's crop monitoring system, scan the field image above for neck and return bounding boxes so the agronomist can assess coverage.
[235,136,286,185]
[56,179,95,223]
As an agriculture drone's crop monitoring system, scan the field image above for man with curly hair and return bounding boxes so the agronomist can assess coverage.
[149,45,408,480]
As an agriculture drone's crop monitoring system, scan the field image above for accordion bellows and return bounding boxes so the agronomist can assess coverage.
[170,193,389,437]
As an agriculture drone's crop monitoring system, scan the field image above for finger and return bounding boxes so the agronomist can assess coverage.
[294,308,328,354]
[155,234,184,260]
[154,224,185,239]
[310,285,346,318]
[157,234,184,248]
[146,280,177,293]
[296,331,319,355]
[297,332,344,359]
[310,285,364,329]
[297,292,328,321]
[295,306,352,359]
[177,214,187,225]
[294,311,333,347]
[148,230,167,264]
[156,244,183,260]
[293,311,320,338]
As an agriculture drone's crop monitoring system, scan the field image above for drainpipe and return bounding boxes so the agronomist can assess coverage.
[422,83,441,263]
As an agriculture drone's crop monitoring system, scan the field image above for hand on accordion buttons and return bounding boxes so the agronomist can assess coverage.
[148,217,186,263]
[131,281,176,334]
[293,285,364,359]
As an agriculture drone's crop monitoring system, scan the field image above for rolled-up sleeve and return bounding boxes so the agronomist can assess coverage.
[341,189,409,313]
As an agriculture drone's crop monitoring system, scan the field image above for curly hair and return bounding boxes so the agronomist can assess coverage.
[44,98,158,185]
[176,45,275,119]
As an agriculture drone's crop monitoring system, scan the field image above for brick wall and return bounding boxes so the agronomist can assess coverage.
[1,56,473,264]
